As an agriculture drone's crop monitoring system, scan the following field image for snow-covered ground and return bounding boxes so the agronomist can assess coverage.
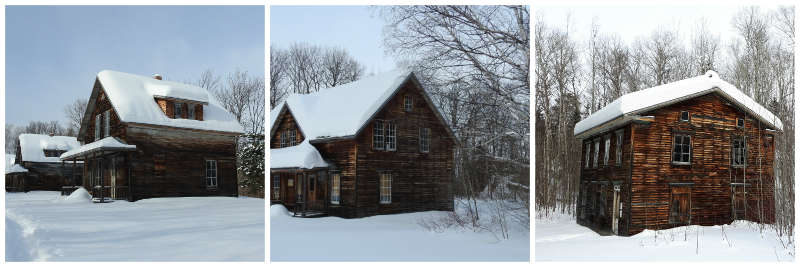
[270,200,530,261]
[5,190,264,261]
[535,212,794,261]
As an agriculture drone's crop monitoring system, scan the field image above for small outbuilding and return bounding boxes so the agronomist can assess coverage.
[9,134,83,192]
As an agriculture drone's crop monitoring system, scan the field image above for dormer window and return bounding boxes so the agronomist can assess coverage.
[188,104,195,119]
[680,111,689,122]
[174,102,184,119]
[44,149,66,157]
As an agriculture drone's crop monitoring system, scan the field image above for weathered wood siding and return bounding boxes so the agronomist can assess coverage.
[353,81,455,218]
[270,110,305,149]
[314,140,359,217]
[87,84,125,143]
[627,92,776,235]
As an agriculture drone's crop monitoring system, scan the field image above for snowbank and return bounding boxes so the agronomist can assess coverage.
[269,140,329,169]
[535,211,794,261]
[18,134,81,163]
[97,70,244,134]
[61,187,91,203]
[575,70,783,136]
[270,204,291,218]
[6,164,28,174]
[270,69,412,140]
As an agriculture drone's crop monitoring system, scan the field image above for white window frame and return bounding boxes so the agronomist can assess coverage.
[404,95,413,112]
[289,129,297,146]
[104,110,110,138]
[737,118,744,128]
[603,135,611,166]
[672,134,691,165]
[379,172,392,204]
[95,113,101,140]
[680,111,690,122]
[205,160,218,188]
[280,131,288,148]
[732,136,746,167]
[331,172,341,205]
[385,121,397,151]
[272,175,280,200]
[420,128,430,153]
[373,120,384,150]
[593,140,599,168]
[615,130,623,166]
[584,143,590,168]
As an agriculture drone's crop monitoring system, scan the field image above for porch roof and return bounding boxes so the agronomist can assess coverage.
[270,140,329,170]
[60,137,137,161]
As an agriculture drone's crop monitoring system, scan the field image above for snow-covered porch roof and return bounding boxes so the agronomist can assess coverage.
[6,164,29,174]
[270,140,330,170]
[60,137,137,161]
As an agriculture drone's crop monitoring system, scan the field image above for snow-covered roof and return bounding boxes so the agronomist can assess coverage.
[93,70,243,134]
[6,164,28,174]
[18,134,81,163]
[270,140,329,169]
[270,69,413,140]
[574,71,783,137]
[60,137,137,160]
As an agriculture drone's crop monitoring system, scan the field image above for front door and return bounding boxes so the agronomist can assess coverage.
[670,186,691,224]
[732,184,746,220]
[612,185,620,235]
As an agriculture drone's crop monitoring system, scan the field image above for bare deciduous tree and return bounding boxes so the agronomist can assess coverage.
[63,98,88,136]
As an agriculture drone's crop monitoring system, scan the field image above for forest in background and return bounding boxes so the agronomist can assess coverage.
[535,6,794,242]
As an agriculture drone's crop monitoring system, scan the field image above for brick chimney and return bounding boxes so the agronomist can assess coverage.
[153,74,163,80]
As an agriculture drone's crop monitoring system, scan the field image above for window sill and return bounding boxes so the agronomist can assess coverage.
[671,162,691,166]
[206,186,218,191]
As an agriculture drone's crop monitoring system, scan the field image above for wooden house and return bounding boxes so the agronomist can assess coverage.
[6,134,83,192]
[59,70,244,202]
[575,71,781,236]
[269,70,456,218]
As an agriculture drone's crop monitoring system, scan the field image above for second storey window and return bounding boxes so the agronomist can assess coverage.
[615,130,623,166]
[404,95,413,112]
[385,122,397,151]
[94,113,101,140]
[174,102,183,119]
[104,110,110,137]
[373,120,384,150]
[420,128,430,153]
[603,135,610,166]
[280,131,288,148]
[584,143,590,168]
[737,118,744,128]
[672,134,691,164]
[289,129,297,146]
[680,111,690,122]
[732,137,746,167]
[379,172,392,204]
[593,140,599,168]
[205,160,218,188]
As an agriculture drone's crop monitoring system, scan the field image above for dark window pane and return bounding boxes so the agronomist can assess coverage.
[683,153,690,162]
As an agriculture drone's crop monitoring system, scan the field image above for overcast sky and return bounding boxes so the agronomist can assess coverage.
[536,5,783,48]
[5,5,264,126]
[270,6,399,75]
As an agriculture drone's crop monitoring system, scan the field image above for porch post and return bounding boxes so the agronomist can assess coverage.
[127,152,133,202]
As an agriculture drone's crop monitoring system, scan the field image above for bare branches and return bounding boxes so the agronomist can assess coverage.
[63,98,88,136]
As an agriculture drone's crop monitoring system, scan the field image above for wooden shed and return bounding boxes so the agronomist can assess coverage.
[9,134,83,192]
[575,71,781,236]
[269,70,456,218]
[60,70,244,202]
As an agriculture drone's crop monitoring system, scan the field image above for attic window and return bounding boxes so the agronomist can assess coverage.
[680,111,689,122]
[404,95,413,112]
[737,118,744,128]
[44,150,66,157]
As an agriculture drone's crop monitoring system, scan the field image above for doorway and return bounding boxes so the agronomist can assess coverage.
[612,185,621,235]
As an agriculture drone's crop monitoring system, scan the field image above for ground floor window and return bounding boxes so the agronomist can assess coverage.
[331,173,341,204]
[272,175,280,200]
[379,172,392,204]
[669,186,691,223]
[205,160,217,188]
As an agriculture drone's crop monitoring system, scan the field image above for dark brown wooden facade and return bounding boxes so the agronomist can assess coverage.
[577,92,777,236]
[270,75,456,218]
[65,78,240,201]
[9,143,83,192]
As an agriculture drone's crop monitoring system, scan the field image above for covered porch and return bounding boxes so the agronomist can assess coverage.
[270,140,332,217]
[60,137,137,203]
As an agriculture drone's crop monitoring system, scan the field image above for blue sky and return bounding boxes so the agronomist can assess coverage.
[270,6,398,75]
[5,5,265,126]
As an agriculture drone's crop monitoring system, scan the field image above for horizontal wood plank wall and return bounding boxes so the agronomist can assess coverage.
[18,162,84,191]
[313,140,357,217]
[627,92,776,235]
[126,126,238,200]
[87,85,125,143]
[270,110,305,149]
[578,124,632,235]
[354,81,455,218]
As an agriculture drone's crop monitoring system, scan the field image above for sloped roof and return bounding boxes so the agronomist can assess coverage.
[60,137,137,161]
[81,70,243,137]
[270,140,329,169]
[270,69,456,142]
[18,134,81,163]
[574,71,783,137]
[6,164,28,174]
